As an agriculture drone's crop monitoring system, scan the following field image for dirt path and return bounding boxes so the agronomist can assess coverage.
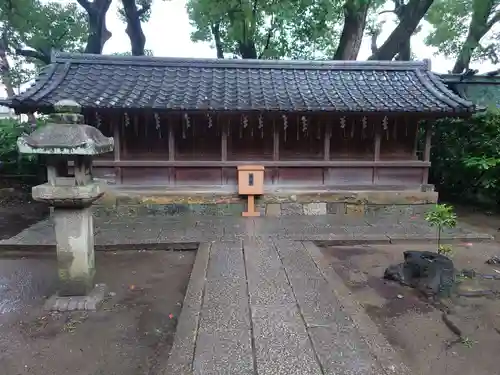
[0,182,48,240]
[0,250,195,375]
[319,242,500,375]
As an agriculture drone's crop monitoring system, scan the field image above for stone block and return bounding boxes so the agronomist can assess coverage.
[189,204,218,216]
[44,284,109,312]
[53,207,95,297]
[303,202,327,215]
[345,203,365,216]
[281,203,303,216]
[217,203,245,216]
[326,202,345,215]
[265,203,281,217]
[366,204,434,219]
[148,203,189,216]
[116,205,140,217]
[255,203,267,216]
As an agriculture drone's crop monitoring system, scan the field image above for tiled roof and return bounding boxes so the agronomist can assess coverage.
[3,52,475,114]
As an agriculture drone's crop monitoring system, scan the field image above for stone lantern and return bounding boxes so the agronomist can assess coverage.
[17,99,113,309]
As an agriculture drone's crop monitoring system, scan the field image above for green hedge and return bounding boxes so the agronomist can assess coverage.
[0,118,44,176]
[430,108,500,207]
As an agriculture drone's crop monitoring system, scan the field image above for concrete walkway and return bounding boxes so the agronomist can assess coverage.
[165,238,409,375]
[0,214,492,374]
[0,214,492,250]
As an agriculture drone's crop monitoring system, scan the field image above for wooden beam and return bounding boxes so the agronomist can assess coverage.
[167,115,175,185]
[422,122,432,184]
[84,160,431,168]
[221,119,228,161]
[113,118,121,184]
[272,118,280,184]
[273,119,279,161]
[373,122,381,183]
[374,123,381,161]
[168,118,175,161]
[413,120,419,159]
[324,122,331,161]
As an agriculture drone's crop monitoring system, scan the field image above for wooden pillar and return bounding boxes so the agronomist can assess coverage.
[324,120,331,185]
[221,118,228,185]
[373,122,381,183]
[272,118,279,184]
[168,116,175,161]
[113,118,121,184]
[422,122,432,184]
[324,121,331,161]
[168,115,175,185]
[413,121,420,160]
[221,120,228,161]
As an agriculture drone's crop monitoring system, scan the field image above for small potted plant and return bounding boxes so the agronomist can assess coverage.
[425,204,457,256]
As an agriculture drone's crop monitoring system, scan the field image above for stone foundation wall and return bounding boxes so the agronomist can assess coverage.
[93,190,438,218]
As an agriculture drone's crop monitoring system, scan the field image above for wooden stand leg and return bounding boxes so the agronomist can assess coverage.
[242,195,260,217]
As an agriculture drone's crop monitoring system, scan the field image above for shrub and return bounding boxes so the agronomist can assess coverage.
[425,204,457,254]
[430,108,500,207]
[0,118,44,176]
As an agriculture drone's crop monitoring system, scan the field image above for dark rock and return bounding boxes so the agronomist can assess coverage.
[384,250,456,297]
[486,256,500,265]
[460,268,476,279]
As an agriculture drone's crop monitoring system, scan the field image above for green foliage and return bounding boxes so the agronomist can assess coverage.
[112,49,154,56]
[437,244,454,257]
[425,204,458,229]
[186,0,356,59]
[0,118,45,175]
[0,0,88,88]
[425,0,500,68]
[425,204,457,253]
[430,109,500,206]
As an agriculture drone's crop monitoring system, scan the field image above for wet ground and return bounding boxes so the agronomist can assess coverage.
[0,250,195,375]
[319,241,500,375]
[0,182,48,240]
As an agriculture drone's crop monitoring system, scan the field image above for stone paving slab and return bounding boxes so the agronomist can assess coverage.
[0,214,493,251]
[163,242,211,375]
[302,241,411,375]
[251,305,323,375]
[165,238,408,375]
[193,241,254,375]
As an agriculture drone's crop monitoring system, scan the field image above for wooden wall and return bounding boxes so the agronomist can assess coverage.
[85,112,431,189]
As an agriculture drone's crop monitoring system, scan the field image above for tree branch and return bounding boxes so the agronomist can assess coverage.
[137,3,151,17]
[258,22,274,59]
[211,23,224,58]
[251,0,259,17]
[76,0,91,12]
[369,0,434,60]
[487,10,500,29]
[370,30,380,55]
[15,48,51,64]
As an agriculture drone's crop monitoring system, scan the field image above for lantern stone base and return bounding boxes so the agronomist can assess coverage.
[53,206,96,296]
[44,284,109,312]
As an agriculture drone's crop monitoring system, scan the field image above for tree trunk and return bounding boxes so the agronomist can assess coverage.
[15,48,51,65]
[0,36,16,99]
[238,41,258,59]
[211,23,224,58]
[395,41,411,60]
[334,0,370,60]
[121,0,149,56]
[369,0,434,60]
[77,0,112,54]
[0,38,36,122]
[452,0,497,74]
[393,0,411,61]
